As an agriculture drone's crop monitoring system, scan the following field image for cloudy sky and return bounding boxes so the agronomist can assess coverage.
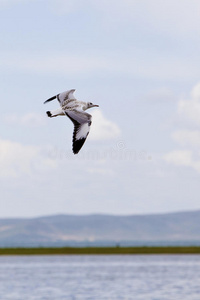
[1,0,200,217]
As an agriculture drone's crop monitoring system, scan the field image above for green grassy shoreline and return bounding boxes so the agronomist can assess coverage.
[0,246,200,255]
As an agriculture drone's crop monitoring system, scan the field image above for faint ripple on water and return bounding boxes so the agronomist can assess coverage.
[0,255,200,300]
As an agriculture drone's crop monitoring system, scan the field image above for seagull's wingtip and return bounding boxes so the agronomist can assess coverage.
[72,147,80,155]
[44,95,57,104]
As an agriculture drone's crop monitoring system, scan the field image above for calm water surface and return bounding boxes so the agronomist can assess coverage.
[0,255,200,300]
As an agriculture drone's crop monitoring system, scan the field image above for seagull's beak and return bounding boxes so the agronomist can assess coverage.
[92,104,99,108]
[44,95,56,104]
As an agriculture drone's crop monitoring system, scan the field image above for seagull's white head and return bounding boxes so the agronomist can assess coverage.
[86,102,99,110]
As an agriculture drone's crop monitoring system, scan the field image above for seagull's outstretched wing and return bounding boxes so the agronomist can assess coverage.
[58,89,76,105]
[44,89,76,105]
[65,110,92,154]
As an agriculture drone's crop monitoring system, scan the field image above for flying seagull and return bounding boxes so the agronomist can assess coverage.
[44,89,99,154]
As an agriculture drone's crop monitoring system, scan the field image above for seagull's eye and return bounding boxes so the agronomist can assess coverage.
[89,102,93,105]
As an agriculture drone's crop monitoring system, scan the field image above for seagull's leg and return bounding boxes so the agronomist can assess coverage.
[46,108,65,118]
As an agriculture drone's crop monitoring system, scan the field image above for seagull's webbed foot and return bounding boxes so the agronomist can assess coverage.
[46,111,52,117]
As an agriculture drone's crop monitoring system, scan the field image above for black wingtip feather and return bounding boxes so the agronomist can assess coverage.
[44,95,56,104]
[73,138,87,154]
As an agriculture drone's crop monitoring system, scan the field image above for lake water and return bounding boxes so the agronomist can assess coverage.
[0,255,200,300]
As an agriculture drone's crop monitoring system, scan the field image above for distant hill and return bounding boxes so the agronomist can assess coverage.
[0,210,200,247]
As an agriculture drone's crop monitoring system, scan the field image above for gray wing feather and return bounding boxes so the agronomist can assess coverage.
[64,110,92,154]
[58,89,76,105]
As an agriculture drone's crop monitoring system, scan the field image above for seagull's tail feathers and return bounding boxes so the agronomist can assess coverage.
[44,95,56,104]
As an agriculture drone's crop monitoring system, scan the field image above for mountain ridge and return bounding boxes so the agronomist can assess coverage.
[0,210,200,247]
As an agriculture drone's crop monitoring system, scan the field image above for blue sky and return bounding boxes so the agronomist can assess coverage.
[1,0,200,217]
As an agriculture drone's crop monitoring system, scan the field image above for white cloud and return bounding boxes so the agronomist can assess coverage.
[0,50,199,82]
[145,87,174,102]
[50,0,137,15]
[89,110,121,141]
[4,112,46,127]
[1,0,200,40]
[134,0,200,38]
[0,110,121,179]
[0,139,57,178]
[51,0,200,38]
[164,150,200,173]
[0,0,30,8]
[191,82,200,99]
[172,130,200,147]
[164,82,200,174]
[178,83,200,125]
[0,52,109,75]
[87,167,114,176]
[164,150,192,167]
[0,0,23,3]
